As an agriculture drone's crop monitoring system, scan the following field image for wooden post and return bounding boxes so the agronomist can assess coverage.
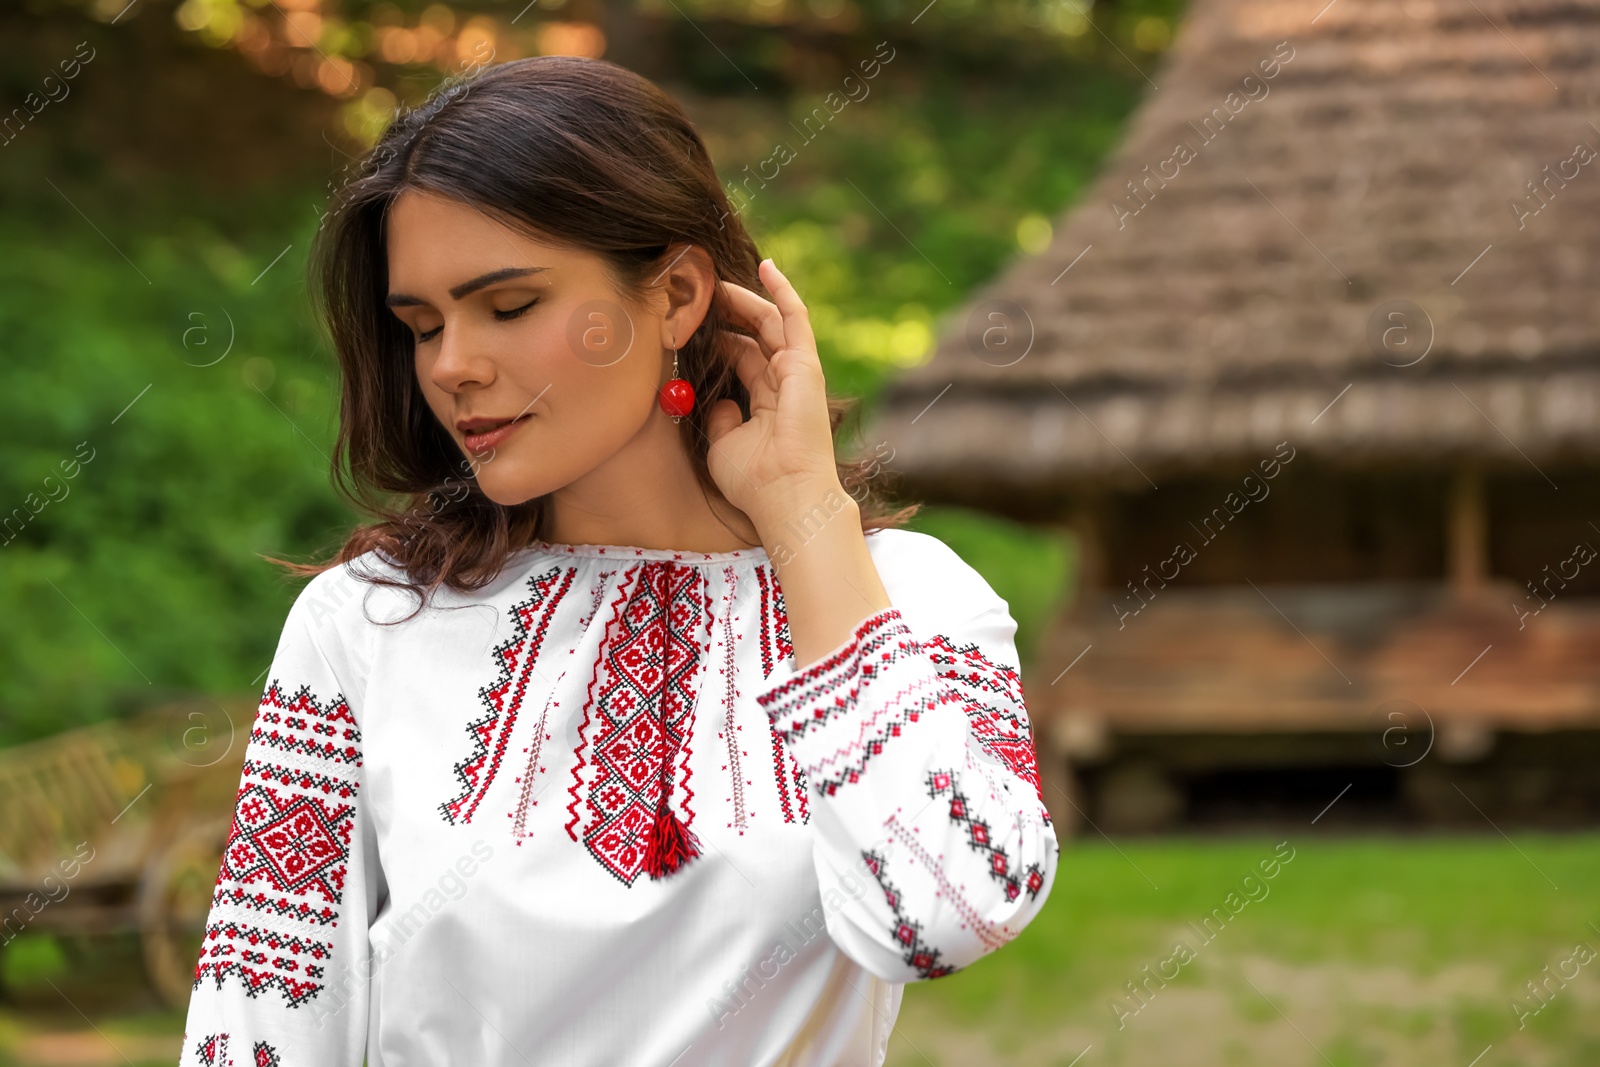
[1448,465,1487,598]
[1066,492,1107,598]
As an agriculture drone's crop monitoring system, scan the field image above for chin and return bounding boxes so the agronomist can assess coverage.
[469,458,569,508]
[475,477,551,507]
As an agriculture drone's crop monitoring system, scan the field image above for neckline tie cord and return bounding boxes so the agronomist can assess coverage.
[641,560,704,879]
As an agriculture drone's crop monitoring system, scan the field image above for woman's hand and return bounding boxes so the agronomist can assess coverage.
[704,259,845,536]
[706,258,891,667]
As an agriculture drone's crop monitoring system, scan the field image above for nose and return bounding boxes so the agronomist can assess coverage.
[427,317,497,395]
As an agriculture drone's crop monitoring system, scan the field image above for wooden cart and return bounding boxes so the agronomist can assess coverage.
[0,700,251,1007]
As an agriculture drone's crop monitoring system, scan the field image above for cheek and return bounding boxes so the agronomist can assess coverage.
[472,322,662,499]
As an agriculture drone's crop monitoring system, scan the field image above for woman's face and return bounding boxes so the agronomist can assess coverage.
[384,189,683,506]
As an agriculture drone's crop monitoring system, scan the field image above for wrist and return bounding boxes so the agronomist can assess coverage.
[748,476,854,540]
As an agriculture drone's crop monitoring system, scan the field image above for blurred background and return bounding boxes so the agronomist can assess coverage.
[1,0,1597,1063]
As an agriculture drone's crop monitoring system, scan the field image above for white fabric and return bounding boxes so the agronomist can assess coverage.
[180,528,1060,1067]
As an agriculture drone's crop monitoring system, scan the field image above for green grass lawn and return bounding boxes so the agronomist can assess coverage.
[887,831,1600,1067]
[2,833,1594,1066]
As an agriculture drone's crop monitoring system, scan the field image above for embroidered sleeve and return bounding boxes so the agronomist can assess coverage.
[181,569,380,1066]
[757,580,1059,982]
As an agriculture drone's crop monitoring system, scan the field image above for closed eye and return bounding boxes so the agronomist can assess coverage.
[494,298,538,322]
[412,299,537,345]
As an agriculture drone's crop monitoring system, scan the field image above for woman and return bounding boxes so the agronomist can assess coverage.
[181,55,1058,1067]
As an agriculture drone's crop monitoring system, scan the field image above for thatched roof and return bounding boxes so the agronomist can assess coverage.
[869,0,1600,505]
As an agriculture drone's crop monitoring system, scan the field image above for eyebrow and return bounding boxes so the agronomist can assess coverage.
[385,266,549,308]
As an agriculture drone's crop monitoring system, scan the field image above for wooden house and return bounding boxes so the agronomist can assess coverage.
[868,0,1600,831]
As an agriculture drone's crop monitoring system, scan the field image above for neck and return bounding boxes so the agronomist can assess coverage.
[543,414,759,553]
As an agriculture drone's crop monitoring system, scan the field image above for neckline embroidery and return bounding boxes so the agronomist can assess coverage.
[521,540,770,565]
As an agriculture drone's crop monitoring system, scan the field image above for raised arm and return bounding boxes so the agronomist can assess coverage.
[702,257,1059,980]
[757,536,1059,980]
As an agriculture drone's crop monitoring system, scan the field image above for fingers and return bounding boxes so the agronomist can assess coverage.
[757,258,818,360]
[717,278,788,357]
[720,329,775,401]
[703,397,744,444]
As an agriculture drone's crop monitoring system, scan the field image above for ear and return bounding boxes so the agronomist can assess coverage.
[657,244,717,350]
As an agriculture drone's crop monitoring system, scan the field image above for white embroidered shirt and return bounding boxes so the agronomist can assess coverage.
[180,528,1060,1067]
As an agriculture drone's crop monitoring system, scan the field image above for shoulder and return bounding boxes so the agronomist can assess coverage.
[286,552,400,628]
[862,527,1012,634]
[277,551,414,677]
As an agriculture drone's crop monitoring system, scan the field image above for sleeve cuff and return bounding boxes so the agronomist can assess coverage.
[755,607,910,730]
[757,607,954,796]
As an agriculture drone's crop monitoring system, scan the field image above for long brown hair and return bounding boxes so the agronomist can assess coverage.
[291,55,913,612]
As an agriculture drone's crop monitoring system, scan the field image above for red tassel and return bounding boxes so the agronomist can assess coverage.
[642,795,702,879]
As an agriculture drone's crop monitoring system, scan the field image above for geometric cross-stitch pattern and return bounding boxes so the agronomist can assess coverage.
[925,767,1045,904]
[755,563,809,824]
[860,848,956,980]
[192,1032,282,1066]
[196,679,360,1009]
[220,783,355,906]
[925,634,1046,808]
[255,682,361,767]
[753,562,792,678]
[193,919,331,1008]
[564,561,709,886]
[440,564,575,825]
[761,609,937,796]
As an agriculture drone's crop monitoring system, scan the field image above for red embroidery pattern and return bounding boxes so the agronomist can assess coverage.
[861,848,956,979]
[241,758,354,799]
[195,1033,228,1066]
[194,920,330,1007]
[925,767,1044,902]
[256,683,360,765]
[198,1034,281,1067]
[926,635,1044,806]
[564,562,711,885]
[219,783,354,904]
[763,610,946,795]
[199,683,358,1008]
[441,565,575,825]
[885,812,1013,952]
[209,884,336,926]
[755,564,808,823]
[754,563,793,676]
[510,670,562,845]
[577,570,614,629]
[718,567,749,834]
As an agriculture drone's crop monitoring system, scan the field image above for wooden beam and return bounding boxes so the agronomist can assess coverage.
[1448,465,1487,597]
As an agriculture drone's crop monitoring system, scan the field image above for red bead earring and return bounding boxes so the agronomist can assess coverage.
[658,346,695,422]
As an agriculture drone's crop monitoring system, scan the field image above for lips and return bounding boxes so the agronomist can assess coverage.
[458,413,532,454]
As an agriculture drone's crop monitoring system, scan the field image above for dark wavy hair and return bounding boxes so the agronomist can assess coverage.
[286,55,913,610]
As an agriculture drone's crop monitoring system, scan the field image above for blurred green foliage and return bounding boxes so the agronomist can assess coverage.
[0,0,1182,743]
[0,934,68,991]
